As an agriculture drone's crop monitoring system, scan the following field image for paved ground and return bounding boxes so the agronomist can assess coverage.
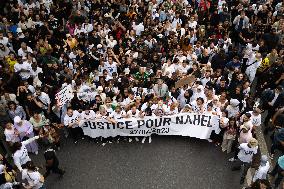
[31,136,240,189]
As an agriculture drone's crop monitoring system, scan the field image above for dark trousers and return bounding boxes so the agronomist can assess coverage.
[69,127,83,142]
[264,107,275,128]
[45,165,64,178]
[232,159,251,180]
[270,162,284,187]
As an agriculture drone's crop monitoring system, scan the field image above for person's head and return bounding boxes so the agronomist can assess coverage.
[196,97,204,106]
[221,110,228,117]
[32,111,41,119]
[26,161,37,171]
[240,11,246,18]
[229,117,236,126]
[129,92,135,100]
[5,122,13,130]
[207,103,213,111]
[235,86,242,94]
[115,106,122,113]
[8,101,16,110]
[243,113,251,122]
[237,73,244,81]
[243,81,250,89]
[97,86,104,93]
[99,105,106,114]
[21,42,27,50]
[14,116,22,125]
[206,86,213,97]
[250,179,270,189]
[35,87,41,96]
[26,93,33,101]
[67,107,74,117]
[248,138,258,148]
[275,86,283,94]
[131,104,137,112]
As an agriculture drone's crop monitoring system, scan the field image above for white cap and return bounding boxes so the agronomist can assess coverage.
[124,68,130,74]
[97,44,102,49]
[157,34,163,38]
[14,116,21,123]
[125,50,131,55]
[97,86,103,91]
[66,34,71,38]
[230,99,240,107]
[16,28,23,33]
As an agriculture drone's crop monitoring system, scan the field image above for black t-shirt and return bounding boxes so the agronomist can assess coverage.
[44,150,59,167]
[25,99,42,114]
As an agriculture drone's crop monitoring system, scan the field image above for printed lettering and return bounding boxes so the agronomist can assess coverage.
[193,115,201,126]
[163,118,171,126]
[201,115,208,127]
[137,120,145,128]
[146,119,154,128]
[125,121,132,129]
[176,116,184,124]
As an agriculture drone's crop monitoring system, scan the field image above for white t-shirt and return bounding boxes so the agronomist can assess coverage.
[14,62,32,80]
[110,111,126,120]
[0,37,9,46]
[127,110,140,118]
[64,110,81,128]
[17,46,33,57]
[253,161,270,182]
[22,169,44,189]
[238,143,258,163]
[4,128,20,143]
[104,61,118,75]
[35,92,50,110]
[249,111,261,127]
[133,23,144,36]
[80,110,96,120]
[13,136,39,171]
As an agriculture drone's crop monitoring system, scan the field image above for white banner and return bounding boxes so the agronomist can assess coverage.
[80,113,220,139]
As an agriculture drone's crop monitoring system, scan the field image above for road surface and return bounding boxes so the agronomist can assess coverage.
[31,136,240,189]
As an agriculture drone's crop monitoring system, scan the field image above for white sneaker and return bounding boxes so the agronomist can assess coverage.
[102,143,106,146]
[148,136,152,143]
[108,141,112,144]
[135,137,139,142]
[228,157,236,162]
[128,138,132,143]
[141,137,146,144]
[207,139,213,142]
[35,151,38,155]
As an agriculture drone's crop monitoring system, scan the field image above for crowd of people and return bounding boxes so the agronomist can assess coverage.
[0,0,283,188]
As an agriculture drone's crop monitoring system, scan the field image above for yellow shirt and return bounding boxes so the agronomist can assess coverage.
[66,38,78,49]
[6,58,17,72]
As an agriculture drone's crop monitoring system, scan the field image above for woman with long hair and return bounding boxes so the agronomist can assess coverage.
[221,117,237,153]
